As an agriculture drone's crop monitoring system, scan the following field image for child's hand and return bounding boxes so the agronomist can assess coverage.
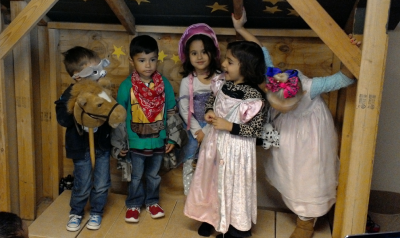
[119,149,129,157]
[211,117,233,132]
[205,110,216,124]
[195,129,205,144]
[341,34,362,79]
[165,143,175,153]
[232,7,247,31]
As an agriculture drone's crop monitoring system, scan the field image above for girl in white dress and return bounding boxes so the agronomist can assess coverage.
[184,40,266,238]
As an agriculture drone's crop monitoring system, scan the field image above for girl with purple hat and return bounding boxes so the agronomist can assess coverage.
[177,23,222,196]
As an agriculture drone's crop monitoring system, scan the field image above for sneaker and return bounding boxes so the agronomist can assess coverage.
[86,215,102,230]
[125,207,140,222]
[146,204,165,218]
[66,214,82,232]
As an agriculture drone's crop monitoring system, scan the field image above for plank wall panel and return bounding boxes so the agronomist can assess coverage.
[11,1,36,220]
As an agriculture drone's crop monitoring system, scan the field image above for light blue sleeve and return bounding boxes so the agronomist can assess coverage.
[310,71,355,99]
[262,47,274,68]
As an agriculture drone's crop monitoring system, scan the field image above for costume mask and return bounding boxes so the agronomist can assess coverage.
[72,58,110,81]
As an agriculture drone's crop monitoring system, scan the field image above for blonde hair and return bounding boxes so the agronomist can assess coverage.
[266,78,304,112]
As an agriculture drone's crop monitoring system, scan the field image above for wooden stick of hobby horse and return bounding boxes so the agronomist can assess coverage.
[89,127,95,168]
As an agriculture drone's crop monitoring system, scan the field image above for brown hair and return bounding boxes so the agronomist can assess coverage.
[62,46,100,77]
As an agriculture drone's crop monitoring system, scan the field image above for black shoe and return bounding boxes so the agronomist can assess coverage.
[198,222,213,237]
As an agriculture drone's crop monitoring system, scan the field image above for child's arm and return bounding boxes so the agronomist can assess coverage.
[164,77,177,153]
[232,8,263,47]
[204,92,216,123]
[111,122,129,159]
[55,86,75,127]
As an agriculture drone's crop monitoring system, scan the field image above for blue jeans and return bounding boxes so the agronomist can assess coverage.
[70,149,111,216]
[126,152,163,208]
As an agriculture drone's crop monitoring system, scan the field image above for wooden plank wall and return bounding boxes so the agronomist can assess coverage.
[47,24,339,195]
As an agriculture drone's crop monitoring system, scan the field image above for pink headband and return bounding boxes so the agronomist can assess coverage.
[178,23,220,63]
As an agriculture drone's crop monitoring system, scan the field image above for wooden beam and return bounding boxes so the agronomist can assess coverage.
[0,0,58,60]
[339,0,390,237]
[104,0,135,35]
[286,0,361,79]
[47,22,318,37]
[11,1,37,220]
[48,28,63,200]
[0,6,11,210]
[232,0,243,20]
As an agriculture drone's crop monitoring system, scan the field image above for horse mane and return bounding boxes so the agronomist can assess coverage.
[66,79,108,114]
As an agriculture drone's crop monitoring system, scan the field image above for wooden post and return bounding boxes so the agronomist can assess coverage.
[0,6,11,210]
[11,0,36,219]
[338,0,390,237]
[49,28,63,200]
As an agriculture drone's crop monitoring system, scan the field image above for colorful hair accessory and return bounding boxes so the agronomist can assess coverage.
[178,23,220,63]
[265,67,299,98]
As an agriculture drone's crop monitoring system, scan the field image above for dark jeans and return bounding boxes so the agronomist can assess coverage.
[125,151,163,208]
[70,149,111,216]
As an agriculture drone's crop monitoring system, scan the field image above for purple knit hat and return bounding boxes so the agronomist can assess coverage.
[178,23,220,63]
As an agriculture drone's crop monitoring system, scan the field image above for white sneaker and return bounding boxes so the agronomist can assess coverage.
[86,214,102,230]
[66,214,82,232]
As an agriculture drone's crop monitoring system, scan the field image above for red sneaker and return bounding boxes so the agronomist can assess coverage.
[125,207,140,223]
[146,204,165,218]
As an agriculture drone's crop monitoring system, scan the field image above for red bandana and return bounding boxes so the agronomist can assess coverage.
[131,70,165,122]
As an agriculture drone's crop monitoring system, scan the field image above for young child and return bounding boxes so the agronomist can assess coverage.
[177,23,221,195]
[113,35,176,223]
[184,40,266,238]
[55,46,112,231]
[0,212,29,238]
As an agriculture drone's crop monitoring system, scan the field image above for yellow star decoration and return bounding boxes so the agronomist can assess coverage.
[264,6,282,14]
[112,45,126,59]
[207,2,228,13]
[135,0,150,5]
[287,8,300,17]
[171,54,181,64]
[158,50,167,62]
[262,0,285,5]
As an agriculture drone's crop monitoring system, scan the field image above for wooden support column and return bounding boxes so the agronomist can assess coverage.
[0,7,11,212]
[11,0,36,220]
[0,0,58,60]
[48,28,63,200]
[286,0,361,79]
[38,25,53,198]
[338,0,390,237]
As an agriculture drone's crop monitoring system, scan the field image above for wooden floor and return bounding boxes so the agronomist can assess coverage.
[28,168,332,238]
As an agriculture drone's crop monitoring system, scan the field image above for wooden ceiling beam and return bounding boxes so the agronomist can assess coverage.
[286,0,361,79]
[0,0,58,60]
[105,0,135,35]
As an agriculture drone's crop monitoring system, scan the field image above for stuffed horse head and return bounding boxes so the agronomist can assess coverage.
[67,79,126,128]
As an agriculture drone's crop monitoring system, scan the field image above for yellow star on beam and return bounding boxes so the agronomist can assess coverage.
[262,0,285,5]
[264,6,282,14]
[287,8,300,17]
[112,45,126,59]
[171,54,181,64]
[207,2,228,13]
[158,50,167,62]
[135,0,150,5]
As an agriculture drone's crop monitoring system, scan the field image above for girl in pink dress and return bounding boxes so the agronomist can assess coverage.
[184,40,266,238]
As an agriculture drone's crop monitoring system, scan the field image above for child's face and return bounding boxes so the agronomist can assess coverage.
[222,49,244,85]
[130,51,158,81]
[189,40,210,73]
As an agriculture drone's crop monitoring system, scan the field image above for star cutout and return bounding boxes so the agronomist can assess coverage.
[207,2,228,13]
[287,8,300,17]
[262,0,285,5]
[264,6,282,14]
[171,54,181,64]
[112,45,126,59]
[134,0,150,5]
[158,50,167,62]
